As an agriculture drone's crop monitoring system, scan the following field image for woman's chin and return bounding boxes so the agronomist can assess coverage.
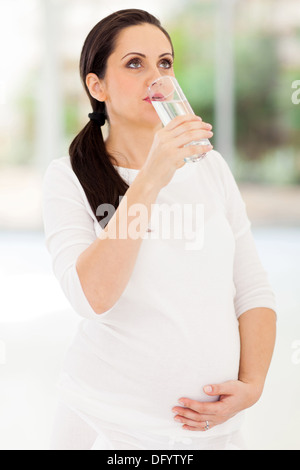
[140,112,162,128]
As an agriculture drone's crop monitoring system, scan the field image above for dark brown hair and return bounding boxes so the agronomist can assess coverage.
[69,9,174,223]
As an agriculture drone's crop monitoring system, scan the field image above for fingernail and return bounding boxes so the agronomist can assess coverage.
[178,400,185,406]
[204,385,213,393]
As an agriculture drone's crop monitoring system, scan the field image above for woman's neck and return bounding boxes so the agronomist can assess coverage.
[105,122,162,170]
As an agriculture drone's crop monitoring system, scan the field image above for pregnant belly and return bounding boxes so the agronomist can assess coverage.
[63,314,241,424]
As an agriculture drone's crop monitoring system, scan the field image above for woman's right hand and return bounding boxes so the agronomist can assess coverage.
[140,114,214,190]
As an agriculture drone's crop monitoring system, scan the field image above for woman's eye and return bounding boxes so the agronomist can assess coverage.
[159,59,173,69]
[127,59,142,69]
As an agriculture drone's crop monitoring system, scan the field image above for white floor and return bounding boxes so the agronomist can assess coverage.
[0,227,299,450]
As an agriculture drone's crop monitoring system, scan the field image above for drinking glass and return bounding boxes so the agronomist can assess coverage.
[147,76,210,163]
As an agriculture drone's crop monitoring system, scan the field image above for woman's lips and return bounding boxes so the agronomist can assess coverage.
[151,93,165,101]
[143,93,165,103]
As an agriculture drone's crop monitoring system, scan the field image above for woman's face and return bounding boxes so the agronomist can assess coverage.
[100,23,175,128]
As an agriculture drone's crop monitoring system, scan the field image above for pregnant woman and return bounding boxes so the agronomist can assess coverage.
[43,9,276,450]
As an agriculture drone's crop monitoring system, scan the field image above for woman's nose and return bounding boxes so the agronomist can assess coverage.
[146,70,164,89]
[150,61,173,83]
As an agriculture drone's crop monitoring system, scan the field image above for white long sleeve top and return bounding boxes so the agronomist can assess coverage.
[42,150,276,442]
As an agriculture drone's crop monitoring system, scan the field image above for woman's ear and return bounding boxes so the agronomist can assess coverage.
[86,73,107,102]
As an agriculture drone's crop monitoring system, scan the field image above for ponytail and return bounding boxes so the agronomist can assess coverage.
[69,104,129,223]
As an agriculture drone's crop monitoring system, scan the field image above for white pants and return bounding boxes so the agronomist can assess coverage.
[50,402,247,451]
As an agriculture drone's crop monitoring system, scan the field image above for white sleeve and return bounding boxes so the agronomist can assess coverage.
[213,152,277,318]
[42,158,111,320]
[233,230,277,319]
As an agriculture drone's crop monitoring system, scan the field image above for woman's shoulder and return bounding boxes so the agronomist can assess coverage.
[45,155,72,174]
[42,155,96,220]
[205,150,242,190]
[203,149,231,173]
[43,155,79,184]
[196,149,233,187]
[43,155,85,198]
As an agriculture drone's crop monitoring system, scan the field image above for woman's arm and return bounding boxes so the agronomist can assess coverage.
[76,172,160,314]
[238,307,276,397]
[171,307,276,431]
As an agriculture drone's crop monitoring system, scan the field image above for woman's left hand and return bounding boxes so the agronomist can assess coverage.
[172,380,263,431]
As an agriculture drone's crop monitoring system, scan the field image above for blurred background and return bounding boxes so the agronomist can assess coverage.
[1,0,299,450]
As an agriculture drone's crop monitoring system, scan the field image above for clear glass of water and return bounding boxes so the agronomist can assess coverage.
[147,76,210,163]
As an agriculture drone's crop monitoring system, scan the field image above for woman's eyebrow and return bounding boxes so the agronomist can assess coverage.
[121,52,173,60]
